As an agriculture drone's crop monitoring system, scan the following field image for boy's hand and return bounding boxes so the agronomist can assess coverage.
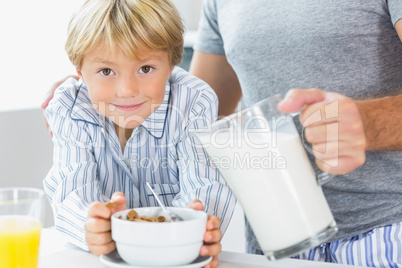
[85,192,126,256]
[187,200,222,268]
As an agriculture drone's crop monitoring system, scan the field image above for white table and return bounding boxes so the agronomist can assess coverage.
[39,228,353,268]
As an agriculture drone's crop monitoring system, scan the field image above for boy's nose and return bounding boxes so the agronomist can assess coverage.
[116,76,139,97]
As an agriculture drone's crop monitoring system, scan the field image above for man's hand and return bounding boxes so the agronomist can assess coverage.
[187,200,222,268]
[85,192,126,256]
[278,88,366,175]
[41,75,79,137]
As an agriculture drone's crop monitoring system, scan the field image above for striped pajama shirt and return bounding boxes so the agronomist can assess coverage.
[44,67,236,250]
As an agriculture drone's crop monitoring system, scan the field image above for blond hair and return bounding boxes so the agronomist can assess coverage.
[65,0,184,69]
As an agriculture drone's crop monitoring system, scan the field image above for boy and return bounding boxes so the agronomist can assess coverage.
[44,0,235,267]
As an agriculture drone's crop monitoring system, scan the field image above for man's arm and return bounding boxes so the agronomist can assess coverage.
[355,20,402,150]
[356,95,402,150]
[189,51,242,117]
[395,19,402,42]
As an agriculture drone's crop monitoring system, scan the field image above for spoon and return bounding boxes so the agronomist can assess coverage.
[145,182,184,222]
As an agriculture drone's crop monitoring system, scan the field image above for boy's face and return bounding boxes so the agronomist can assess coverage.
[77,44,173,129]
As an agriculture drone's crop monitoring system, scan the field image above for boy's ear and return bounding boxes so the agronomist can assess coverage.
[169,66,174,76]
[76,68,84,81]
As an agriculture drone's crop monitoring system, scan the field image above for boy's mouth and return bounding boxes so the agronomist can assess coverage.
[112,101,146,112]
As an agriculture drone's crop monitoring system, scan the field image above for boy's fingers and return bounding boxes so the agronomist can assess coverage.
[85,217,111,233]
[206,215,221,230]
[203,256,219,268]
[110,192,127,212]
[187,199,204,211]
[200,242,222,257]
[88,241,116,256]
[111,192,125,203]
[88,202,111,219]
[85,229,113,245]
[204,229,222,243]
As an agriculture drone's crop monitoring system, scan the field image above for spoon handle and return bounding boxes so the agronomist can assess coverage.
[145,182,168,213]
[145,182,184,221]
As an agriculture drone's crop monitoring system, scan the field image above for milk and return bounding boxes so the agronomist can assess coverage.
[198,126,335,253]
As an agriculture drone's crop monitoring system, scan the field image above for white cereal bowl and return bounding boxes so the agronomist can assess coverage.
[111,207,207,267]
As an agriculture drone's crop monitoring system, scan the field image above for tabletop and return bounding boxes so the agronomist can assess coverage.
[39,228,353,268]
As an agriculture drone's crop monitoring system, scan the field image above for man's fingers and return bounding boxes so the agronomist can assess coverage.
[316,155,366,175]
[304,123,339,144]
[41,93,55,110]
[304,122,365,145]
[41,75,79,110]
[42,113,53,137]
[310,140,365,161]
[42,75,80,137]
[278,88,326,113]
[299,94,361,127]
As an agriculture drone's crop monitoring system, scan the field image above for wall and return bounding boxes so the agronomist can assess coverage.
[0,108,54,227]
[171,0,203,31]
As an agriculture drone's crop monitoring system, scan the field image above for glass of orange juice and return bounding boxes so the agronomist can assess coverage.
[0,188,45,268]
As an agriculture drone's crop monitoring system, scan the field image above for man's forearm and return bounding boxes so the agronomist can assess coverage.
[356,95,402,151]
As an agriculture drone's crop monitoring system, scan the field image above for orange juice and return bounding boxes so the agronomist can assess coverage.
[0,216,42,268]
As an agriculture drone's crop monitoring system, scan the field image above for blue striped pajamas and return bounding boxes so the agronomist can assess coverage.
[44,67,236,250]
[248,222,402,267]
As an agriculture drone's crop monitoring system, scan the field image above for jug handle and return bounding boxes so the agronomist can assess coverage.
[290,111,335,186]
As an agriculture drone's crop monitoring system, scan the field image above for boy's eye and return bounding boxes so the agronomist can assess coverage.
[99,68,115,76]
[139,66,153,74]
